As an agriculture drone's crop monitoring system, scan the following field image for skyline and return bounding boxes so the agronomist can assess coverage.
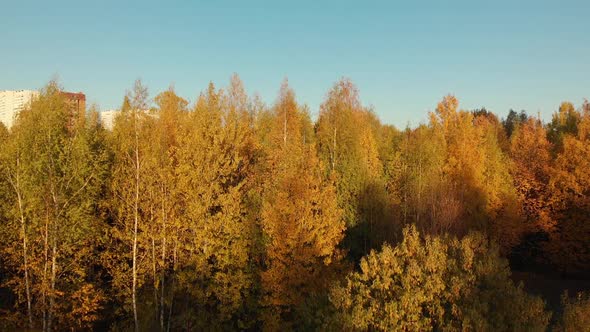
[1,0,589,127]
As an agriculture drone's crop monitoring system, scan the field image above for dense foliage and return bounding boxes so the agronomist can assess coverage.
[556,291,590,332]
[330,225,550,331]
[0,77,588,331]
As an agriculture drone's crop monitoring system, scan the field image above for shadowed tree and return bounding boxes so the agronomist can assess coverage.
[330,225,551,331]
[503,109,529,138]
[316,78,393,260]
[547,101,580,154]
[548,102,590,274]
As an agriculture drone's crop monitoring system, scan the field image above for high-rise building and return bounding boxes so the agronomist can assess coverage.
[0,90,39,128]
[61,92,86,115]
[98,109,156,130]
[99,109,120,130]
[61,92,86,129]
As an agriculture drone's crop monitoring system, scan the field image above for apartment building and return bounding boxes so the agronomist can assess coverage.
[0,90,39,128]
[99,109,120,130]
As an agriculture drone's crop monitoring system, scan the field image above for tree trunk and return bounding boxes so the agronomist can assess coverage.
[283,109,287,147]
[332,127,337,170]
[152,236,158,323]
[160,187,167,331]
[47,238,57,332]
[13,168,33,329]
[132,111,140,332]
[19,200,33,330]
[166,242,177,332]
[47,189,60,332]
[42,211,49,332]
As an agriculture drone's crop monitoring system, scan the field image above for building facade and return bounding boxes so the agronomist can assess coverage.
[99,109,120,130]
[61,92,86,129]
[98,109,156,130]
[61,92,86,115]
[0,90,39,128]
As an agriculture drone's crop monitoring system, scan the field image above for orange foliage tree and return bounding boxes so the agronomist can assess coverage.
[259,80,345,330]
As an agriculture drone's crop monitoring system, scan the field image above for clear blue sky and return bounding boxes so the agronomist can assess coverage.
[1,0,589,127]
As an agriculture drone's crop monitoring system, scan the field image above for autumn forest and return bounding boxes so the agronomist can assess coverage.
[1,76,590,331]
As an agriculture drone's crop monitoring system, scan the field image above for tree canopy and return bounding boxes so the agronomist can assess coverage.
[0,77,588,330]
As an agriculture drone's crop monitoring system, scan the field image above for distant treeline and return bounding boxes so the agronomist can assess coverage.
[0,76,589,331]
